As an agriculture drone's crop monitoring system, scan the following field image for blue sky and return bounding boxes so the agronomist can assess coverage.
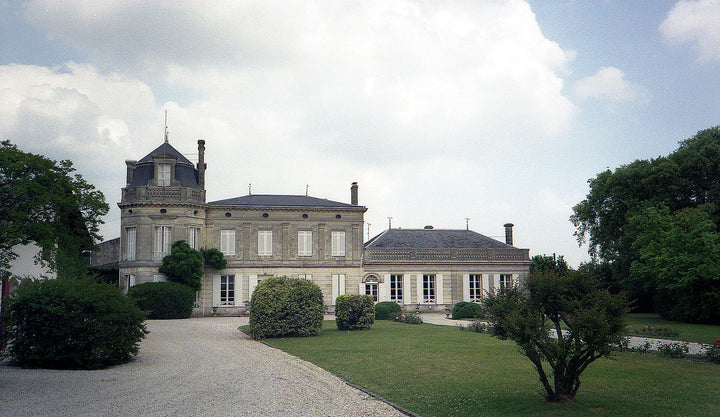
[1,0,718,267]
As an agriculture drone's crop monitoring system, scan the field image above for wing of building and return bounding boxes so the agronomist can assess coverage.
[115,139,530,315]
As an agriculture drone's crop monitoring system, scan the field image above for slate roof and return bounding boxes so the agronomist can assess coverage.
[208,194,361,209]
[365,228,514,249]
[138,142,194,166]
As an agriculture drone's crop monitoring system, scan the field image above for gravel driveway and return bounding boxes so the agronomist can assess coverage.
[0,317,405,417]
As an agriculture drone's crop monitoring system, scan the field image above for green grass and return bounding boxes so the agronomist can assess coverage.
[624,313,720,343]
[266,320,720,417]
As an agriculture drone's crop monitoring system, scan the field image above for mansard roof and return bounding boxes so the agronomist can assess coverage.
[208,194,362,209]
[365,228,513,249]
[138,142,194,166]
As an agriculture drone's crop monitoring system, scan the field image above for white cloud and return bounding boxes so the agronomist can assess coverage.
[574,67,649,103]
[660,0,720,63]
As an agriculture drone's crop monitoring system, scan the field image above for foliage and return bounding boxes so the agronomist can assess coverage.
[0,141,109,280]
[0,277,147,369]
[201,248,226,270]
[375,301,402,320]
[530,254,570,276]
[624,313,720,344]
[128,282,195,319]
[451,301,485,319]
[335,294,375,330]
[248,276,324,339]
[628,204,720,323]
[484,268,628,402]
[459,320,487,333]
[657,342,690,359]
[623,325,680,339]
[392,312,423,324]
[571,127,720,313]
[158,241,204,291]
[270,320,720,417]
[704,340,720,363]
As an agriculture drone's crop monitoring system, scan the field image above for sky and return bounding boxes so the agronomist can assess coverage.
[1,0,719,267]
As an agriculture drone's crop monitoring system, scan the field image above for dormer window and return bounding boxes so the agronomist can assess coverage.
[157,163,171,186]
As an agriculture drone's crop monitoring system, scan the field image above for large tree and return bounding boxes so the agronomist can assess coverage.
[571,127,720,314]
[484,267,628,402]
[0,141,108,280]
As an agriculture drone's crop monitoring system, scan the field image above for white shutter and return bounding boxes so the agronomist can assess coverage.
[379,274,391,302]
[358,283,365,296]
[235,274,242,306]
[436,274,443,304]
[332,274,339,303]
[463,274,470,302]
[212,275,220,307]
[126,228,136,261]
[417,274,423,303]
[486,274,494,293]
[248,274,258,301]
[339,274,346,296]
[154,227,163,253]
[331,232,346,256]
[403,274,412,304]
[163,227,171,253]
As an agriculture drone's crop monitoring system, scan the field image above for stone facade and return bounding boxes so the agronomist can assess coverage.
[117,140,531,315]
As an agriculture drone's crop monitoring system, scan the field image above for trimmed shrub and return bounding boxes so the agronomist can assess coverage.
[249,276,324,339]
[201,248,227,270]
[128,282,195,319]
[336,294,375,330]
[158,240,204,291]
[452,301,484,319]
[0,278,148,369]
[375,301,402,320]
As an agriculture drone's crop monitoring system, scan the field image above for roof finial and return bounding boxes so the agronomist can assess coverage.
[164,110,169,143]
[306,184,309,196]
[248,183,252,195]
[465,217,471,230]
[387,217,393,229]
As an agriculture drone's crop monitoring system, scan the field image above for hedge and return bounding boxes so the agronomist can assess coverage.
[336,294,375,330]
[375,301,402,320]
[248,276,324,339]
[128,281,195,319]
[452,301,484,319]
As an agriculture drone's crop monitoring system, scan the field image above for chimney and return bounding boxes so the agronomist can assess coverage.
[503,223,514,246]
[125,160,136,186]
[351,182,358,205]
[197,140,206,189]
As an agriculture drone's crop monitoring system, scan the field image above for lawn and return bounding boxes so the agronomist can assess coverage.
[624,313,720,343]
[266,320,720,417]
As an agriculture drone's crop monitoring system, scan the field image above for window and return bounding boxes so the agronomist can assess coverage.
[123,274,135,292]
[469,274,483,302]
[157,163,171,186]
[297,274,312,280]
[258,230,272,256]
[125,227,136,261]
[220,229,235,256]
[153,274,168,282]
[390,274,403,302]
[298,231,312,256]
[499,274,513,290]
[365,283,378,301]
[423,274,436,303]
[154,226,171,260]
[331,231,345,256]
[220,275,235,306]
[188,227,200,250]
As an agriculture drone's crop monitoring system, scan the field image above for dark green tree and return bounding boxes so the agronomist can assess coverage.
[530,254,570,276]
[158,241,204,291]
[484,268,628,402]
[201,247,227,270]
[0,141,108,279]
[629,204,720,323]
[571,126,720,312]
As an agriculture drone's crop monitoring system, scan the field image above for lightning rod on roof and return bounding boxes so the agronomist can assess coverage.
[248,183,252,195]
[388,217,393,229]
[306,185,309,196]
[164,110,169,143]
[465,217,471,230]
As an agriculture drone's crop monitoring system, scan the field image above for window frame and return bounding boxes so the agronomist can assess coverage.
[219,275,235,306]
[157,163,171,186]
[188,226,200,250]
[423,274,436,303]
[331,231,346,256]
[469,274,483,302]
[365,282,378,302]
[390,274,403,302]
[220,229,235,256]
[499,274,513,290]
[298,230,313,257]
[258,230,273,256]
[125,227,136,261]
[154,225,172,260]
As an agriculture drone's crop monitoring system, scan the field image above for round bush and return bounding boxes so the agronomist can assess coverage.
[452,301,483,319]
[375,301,402,320]
[0,278,148,369]
[336,294,375,330]
[249,276,324,339]
[128,282,195,319]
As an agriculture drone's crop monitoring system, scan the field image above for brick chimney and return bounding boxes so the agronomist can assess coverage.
[351,182,358,205]
[503,223,514,246]
[197,140,206,189]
